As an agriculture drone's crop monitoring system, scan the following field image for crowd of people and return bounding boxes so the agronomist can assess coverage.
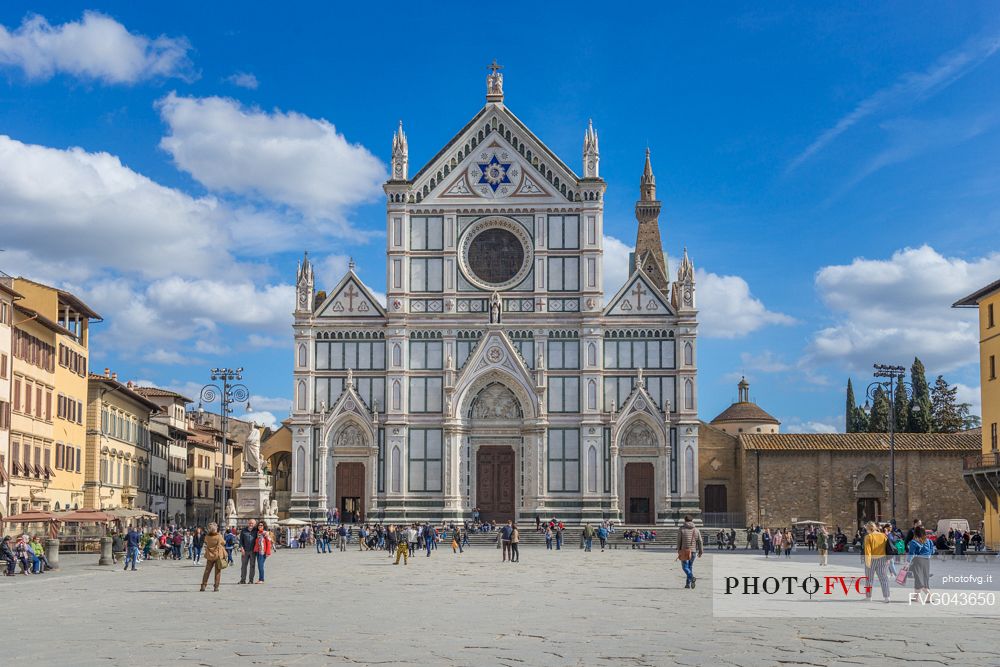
[1,534,52,575]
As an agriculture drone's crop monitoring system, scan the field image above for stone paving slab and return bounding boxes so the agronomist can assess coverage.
[2,546,997,666]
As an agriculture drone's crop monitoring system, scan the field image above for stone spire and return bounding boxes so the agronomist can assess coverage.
[672,246,696,311]
[738,376,750,402]
[295,250,315,314]
[391,120,408,181]
[583,119,599,178]
[486,59,504,103]
[633,149,668,293]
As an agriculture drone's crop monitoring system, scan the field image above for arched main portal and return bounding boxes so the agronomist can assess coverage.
[468,382,522,522]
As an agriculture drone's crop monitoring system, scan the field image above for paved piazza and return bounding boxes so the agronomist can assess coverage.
[4,546,998,666]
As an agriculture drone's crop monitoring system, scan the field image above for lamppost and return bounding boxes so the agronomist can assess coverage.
[862,363,920,526]
[198,368,251,527]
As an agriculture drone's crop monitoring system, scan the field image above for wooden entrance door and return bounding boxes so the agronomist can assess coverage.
[625,462,655,524]
[336,462,365,522]
[704,484,728,513]
[476,446,515,521]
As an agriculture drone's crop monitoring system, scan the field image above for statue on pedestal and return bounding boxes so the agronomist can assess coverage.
[244,427,263,474]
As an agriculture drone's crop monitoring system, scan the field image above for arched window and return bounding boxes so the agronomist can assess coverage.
[295,446,306,493]
[391,381,401,411]
[587,380,597,410]
[587,446,597,493]
[297,380,307,411]
[587,342,597,367]
[391,446,401,493]
[684,342,693,366]
[392,343,402,367]
[684,446,695,494]
[298,344,307,367]
[684,379,694,410]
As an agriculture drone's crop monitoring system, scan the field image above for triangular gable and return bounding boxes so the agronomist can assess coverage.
[321,373,378,447]
[612,378,667,448]
[410,104,580,204]
[604,269,673,317]
[315,271,386,318]
[452,328,538,416]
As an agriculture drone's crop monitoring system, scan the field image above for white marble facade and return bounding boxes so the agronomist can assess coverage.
[289,69,700,525]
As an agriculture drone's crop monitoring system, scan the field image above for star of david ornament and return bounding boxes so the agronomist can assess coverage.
[478,155,512,192]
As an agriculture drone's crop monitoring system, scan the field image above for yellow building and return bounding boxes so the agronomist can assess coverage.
[8,304,58,513]
[955,279,1000,548]
[12,278,101,513]
[185,422,219,526]
[85,371,158,510]
[0,278,21,518]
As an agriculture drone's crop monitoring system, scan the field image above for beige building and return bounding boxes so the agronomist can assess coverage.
[0,278,20,517]
[262,423,293,519]
[84,371,157,510]
[134,386,192,526]
[12,278,100,513]
[185,422,219,526]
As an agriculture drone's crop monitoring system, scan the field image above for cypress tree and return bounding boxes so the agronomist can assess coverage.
[868,386,890,433]
[893,380,909,433]
[846,379,857,433]
[907,357,932,433]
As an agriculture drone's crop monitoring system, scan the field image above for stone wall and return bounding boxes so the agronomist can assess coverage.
[698,422,743,514]
[741,448,981,532]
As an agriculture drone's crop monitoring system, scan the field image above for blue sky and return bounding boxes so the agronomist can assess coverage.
[1,4,998,430]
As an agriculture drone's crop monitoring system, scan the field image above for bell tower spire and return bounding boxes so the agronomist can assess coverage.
[632,148,668,293]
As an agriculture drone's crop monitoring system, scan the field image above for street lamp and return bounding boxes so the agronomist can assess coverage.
[199,368,250,527]
[862,363,920,526]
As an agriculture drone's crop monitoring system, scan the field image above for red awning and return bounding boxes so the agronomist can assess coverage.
[1,510,59,523]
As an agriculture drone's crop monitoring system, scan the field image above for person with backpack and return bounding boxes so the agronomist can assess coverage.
[677,515,704,589]
[423,523,437,557]
[596,524,608,551]
[582,523,595,552]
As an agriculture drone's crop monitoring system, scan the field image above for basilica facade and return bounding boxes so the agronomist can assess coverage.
[288,68,701,525]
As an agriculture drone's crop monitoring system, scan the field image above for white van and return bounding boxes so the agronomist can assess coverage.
[936,519,970,536]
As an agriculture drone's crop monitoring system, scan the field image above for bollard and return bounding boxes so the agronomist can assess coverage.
[98,536,114,566]
[45,538,60,570]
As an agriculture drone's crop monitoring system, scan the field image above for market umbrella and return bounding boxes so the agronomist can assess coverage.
[57,508,114,522]
[277,518,308,526]
[106,508,157,520]
[2,510,61,538]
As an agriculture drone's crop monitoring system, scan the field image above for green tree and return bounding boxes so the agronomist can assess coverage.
[959,407,982,430]
[931,375,964,433]
[867,386,890,433]
[907,357,932,433]
[893,380,909,433]
[846,379,857,433]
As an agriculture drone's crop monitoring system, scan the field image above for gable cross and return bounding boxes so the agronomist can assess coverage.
[345,285,359,312]
[631,283,647,310]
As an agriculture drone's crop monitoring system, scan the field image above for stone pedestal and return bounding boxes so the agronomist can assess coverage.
[98,536,113,566]
[235,471,279,526]
[45,538,60,570]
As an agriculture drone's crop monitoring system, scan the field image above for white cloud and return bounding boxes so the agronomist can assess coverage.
[0,11,193,84]
[782,417,842,434]
[145,349,196,365]
[157,93,385,229]
[954,383,982,421]
[236,410,279,429]
[788,30,1000,171]
[696,269,796,339]
[0,135,233,280]
[739,351,793,373]
[248,334,285,349]
[225,71,258,89]
[810,245,998,372]
[602,235,632,301]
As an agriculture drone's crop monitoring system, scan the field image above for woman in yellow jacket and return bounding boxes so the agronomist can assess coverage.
[862,521,891,602]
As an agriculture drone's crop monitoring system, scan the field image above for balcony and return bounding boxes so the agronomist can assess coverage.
[963,451,1000,512]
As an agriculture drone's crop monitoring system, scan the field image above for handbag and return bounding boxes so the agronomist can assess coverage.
[895,565,908,585]
[218,554,229,570]
[677,548,692,562]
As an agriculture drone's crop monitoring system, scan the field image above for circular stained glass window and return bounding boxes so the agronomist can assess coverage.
[467,227,525,285]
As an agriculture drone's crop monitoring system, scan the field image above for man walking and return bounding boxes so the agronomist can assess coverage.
[238,519,259,584]
[677,514,704,589]
[423,523,437,557]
